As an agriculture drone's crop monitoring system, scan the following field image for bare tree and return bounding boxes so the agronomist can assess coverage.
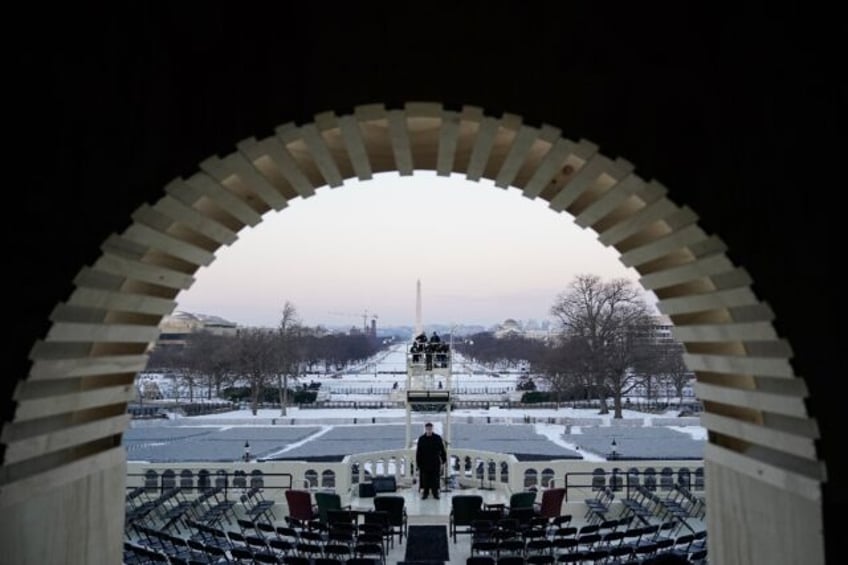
[656,343,692,408]
[145,346,195,402]
[146,333,236,405]
[178,334,206,402]
[536,335,594,402]
[550,274,654,417]
[233,327,278,415]
[145,344,182,372]
[185,332,235,399]
[276,301,303,417]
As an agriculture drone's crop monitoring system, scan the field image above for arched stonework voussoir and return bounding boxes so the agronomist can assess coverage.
[1,101,825,565]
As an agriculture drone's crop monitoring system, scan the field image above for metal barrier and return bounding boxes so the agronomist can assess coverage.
[126,470,294,500]
[563,467,704,503]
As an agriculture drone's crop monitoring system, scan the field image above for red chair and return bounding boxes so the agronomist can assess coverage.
[534,487,566,519]
[285,489,318,528]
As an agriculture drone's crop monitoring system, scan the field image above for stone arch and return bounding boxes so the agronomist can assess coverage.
[143,469,158,493]
[179,469,193,490]
[0,102,824,564]
[627,467,641,489]
[541,468,555,488]
[678,467,691,490]
[197,469,210,491]
[695,468,705,491]
[644,467,657,491]
[610,467,624,492]
[214,469,228,489]
[250,470,264,488]
[660,466,675,491]
[524,468,538,489]
[487,460,497,483]
[592,468,606,491]
[161,469,176,490]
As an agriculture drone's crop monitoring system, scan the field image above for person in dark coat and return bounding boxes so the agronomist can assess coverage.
[415,422,446,499]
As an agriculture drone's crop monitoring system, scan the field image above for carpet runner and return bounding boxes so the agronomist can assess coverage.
[403,524,450,564]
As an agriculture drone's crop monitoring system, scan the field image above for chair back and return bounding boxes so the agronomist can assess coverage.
[537,488,566,518]
[327,508,356,527]
[315,491,342,524]
[452,495,483,526]
[285,489,316,521]
[373,495,405,526]
[508,491,537,509]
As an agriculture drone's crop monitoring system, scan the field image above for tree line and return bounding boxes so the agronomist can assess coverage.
[147,276,692,418]
[145,302,385,414]
[455,274,693,417]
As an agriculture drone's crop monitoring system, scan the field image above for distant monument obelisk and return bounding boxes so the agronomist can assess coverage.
[415,279,423,335]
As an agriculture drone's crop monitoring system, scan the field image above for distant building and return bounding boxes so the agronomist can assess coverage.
[631,315,696,402]
[494,318,523,338]
[647,314,675,344]
[493,318,553,341]
[154,310,238,348]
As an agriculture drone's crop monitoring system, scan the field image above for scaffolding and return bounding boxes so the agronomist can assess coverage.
[404,334,453,451]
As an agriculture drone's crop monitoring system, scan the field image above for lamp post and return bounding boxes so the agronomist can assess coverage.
[478,460,486,489]
[243,440,251,462]
[610,437,618,461]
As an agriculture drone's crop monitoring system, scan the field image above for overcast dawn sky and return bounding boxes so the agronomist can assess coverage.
[175,172,650,329]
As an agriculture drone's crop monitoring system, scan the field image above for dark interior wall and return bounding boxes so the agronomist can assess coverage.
[10,3,842,559]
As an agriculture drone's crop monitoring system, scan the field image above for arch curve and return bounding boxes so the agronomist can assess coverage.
[2,102,825,564]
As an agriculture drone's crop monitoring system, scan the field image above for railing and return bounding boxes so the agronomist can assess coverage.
[126,455,705,515]
[126,470,294,499]
[563,467,705,503]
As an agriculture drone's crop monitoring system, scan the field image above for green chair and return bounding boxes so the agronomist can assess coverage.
[506,490,538,522]
[508,491,537,509]
[315,492,349,527]
[484,490,537,520]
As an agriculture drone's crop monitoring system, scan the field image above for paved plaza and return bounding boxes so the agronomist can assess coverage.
[124,420,703,463]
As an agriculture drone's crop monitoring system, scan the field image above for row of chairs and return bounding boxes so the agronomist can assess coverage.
[124,539,384,565]
[467,524,707,564]
[253,511,393,563]
[286,489,408,546]
[129,518,390,564]
[584,488,615,524]
[124,488,405,563]
[471,515,627,552]
[619,485,702,534]
[128,526,229,563]
[127,485,238,535]
[451,489,568,543]
[240,487,277,525]
[127,488,370,562]
[465,511,708,563]
[465,546,707,564]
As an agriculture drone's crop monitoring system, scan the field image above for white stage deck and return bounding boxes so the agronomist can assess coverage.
[338,486,705,564]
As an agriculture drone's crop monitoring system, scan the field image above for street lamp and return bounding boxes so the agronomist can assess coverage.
[610,437,618,460]
[243,440,251,462]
